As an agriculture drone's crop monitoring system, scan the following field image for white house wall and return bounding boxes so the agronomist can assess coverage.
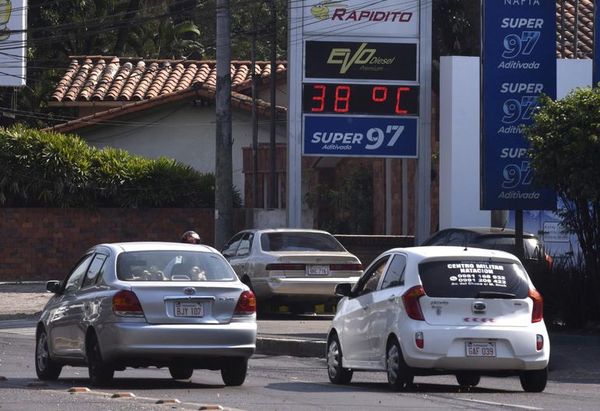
[78,101,287,202]
[439,57,592,229]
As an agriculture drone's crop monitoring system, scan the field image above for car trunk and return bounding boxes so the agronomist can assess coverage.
[128,282,245,325]
[267,252,361,278]
[419,295,533,327]
[417,259,533,327]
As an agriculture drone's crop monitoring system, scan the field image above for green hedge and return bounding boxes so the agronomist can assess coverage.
[0,126,227,208]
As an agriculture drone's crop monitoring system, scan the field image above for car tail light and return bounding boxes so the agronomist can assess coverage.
[545,254,553,270]
[330,263,363,271]
[265,263,305,271]
[415,331,424,349]
[529,288,544,323]
[536,334,544,351]
[402,285,426,321]
[113,290,144,317]
[234,290,256,315]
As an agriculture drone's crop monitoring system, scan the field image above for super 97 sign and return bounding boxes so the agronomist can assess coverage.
[482,0,556,210]
[291,0,420,158]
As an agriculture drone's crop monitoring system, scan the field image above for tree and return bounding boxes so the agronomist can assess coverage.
[524,87,600,315]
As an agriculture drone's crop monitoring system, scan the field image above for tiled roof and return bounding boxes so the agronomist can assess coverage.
[45,57,287,133]
[50,57,286,105]
[557,0,594,59]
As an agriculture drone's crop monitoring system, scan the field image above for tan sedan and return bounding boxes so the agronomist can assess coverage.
[222,229,363,313]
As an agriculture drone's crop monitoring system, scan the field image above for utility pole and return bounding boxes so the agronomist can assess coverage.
[215,0,233,249]
[268,0,277,209]
[251,26,259,209]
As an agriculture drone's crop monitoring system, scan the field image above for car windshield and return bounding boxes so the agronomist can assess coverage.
[260,232,345,252]
[117,251,237,282]
[418,260,529,298]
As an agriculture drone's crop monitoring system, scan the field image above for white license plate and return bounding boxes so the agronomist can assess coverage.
[174,302,204,317]
[465,341,496,357]
[306,265,330,276]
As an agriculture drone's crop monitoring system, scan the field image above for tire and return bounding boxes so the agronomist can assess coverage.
[326,334,353,385]
[520,367,548,392]
[35,327,62,380]
[221,358,248,386]
[456,373,480,388]
[169,365,194,380]
[86,332,114,386]
[386,338,414,391]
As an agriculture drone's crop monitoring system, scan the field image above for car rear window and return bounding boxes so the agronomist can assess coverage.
[117,251,237,282]
[418,260,529,298]
[260,232,345,252]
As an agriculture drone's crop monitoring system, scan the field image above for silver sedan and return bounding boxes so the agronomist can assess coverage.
[35,242,257,386]
[221,229,363,312]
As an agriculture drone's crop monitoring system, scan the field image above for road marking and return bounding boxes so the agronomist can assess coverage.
[459,398,543,410]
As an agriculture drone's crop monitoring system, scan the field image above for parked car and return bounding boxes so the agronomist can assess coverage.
[327,246,549,392]
[35,242,257,386]
[221,229,363,312]
[422,227,553,271]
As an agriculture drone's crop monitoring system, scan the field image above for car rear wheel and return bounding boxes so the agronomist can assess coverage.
[221,358,248,386]
[520,367,547,392]
[386,338,413,391]
[169,365,194,380]
[327,334,353,385]
[87,332,114,386]
[456,373,480,388]
[35,328,62,380]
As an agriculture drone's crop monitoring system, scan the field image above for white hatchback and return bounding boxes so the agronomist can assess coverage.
[326,246,550,392]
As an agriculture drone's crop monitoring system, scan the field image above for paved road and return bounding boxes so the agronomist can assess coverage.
[2,328,600,411]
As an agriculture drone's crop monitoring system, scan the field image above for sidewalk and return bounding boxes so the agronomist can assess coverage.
[2,282,600,384]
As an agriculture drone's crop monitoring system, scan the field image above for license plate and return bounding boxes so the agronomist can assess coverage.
[465,341,496,357]
[306,265,330,276]
[174,301,204,317]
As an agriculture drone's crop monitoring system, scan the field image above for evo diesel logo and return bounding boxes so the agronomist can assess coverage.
[327,43,396,74]
[305,40,417,81]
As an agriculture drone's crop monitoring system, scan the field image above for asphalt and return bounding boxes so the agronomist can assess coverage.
[2,282,600,383]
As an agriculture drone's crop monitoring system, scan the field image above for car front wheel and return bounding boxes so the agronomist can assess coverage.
[327,334,353,385]
[169,365,194,380]
[87,332,114,386]
[35,327,62,380]
[520,367,547,392]
[456,373,480,388]
[386,338,413,391]
[221,358,248,386]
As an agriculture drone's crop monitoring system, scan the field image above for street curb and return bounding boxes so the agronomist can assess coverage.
[257,337,326,358]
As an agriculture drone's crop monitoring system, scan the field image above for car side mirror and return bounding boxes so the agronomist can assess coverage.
[335,283,352,297]
[46,280,61,294]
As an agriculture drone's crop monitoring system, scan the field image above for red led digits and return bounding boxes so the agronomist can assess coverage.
[372,86,388,102]
[395,87,409,114]
[334,85,350,113]
[304,83,417,115]
[311,84,326,112]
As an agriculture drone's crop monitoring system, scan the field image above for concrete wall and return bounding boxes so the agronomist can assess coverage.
[79,101,287,203]
[439,57,592,229]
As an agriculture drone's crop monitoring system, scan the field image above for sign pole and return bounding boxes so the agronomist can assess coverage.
[416,0,432,244]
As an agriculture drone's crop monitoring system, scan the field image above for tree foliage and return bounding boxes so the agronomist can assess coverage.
[524,87,600,318]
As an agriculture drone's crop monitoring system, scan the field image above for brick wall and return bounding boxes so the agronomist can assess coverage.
[0,208,227,281]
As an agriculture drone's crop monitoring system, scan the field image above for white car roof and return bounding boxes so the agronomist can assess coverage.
[95,242,219,254]
[387,246,521,262]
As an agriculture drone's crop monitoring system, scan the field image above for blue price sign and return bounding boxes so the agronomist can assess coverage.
[595,7,600,87]
[482,1,556,210]
[303,115,417,158]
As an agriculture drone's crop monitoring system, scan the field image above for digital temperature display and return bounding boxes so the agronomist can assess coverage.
[302,83,419,116]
